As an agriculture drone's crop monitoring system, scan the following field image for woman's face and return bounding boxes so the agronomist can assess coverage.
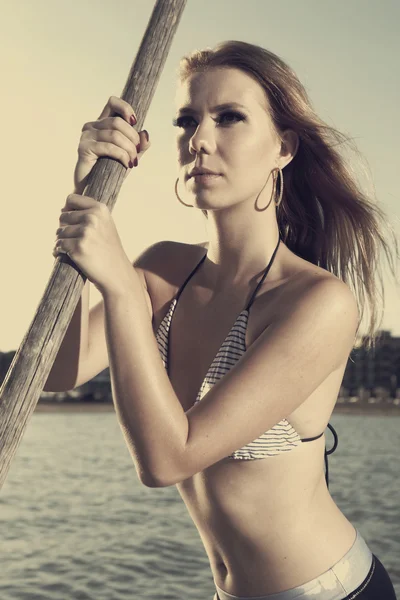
[173,67,286,213]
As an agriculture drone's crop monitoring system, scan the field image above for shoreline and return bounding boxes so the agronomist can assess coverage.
[35,402,116,413]
[33,401,400,416]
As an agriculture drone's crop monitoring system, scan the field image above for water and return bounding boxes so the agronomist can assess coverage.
[0,412,398,599]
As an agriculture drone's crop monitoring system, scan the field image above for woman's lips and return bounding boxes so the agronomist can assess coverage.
[191,174,221,184]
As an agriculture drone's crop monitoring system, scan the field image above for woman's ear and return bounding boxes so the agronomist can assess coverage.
[280,129,299,166]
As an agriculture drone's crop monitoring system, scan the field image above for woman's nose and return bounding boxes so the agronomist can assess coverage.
[189,126,214,154]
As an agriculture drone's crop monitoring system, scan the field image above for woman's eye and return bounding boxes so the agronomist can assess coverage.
[172,111,245,129]
[219,112,243,124]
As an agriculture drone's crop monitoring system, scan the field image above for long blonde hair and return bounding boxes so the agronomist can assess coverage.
[177,40,399,351]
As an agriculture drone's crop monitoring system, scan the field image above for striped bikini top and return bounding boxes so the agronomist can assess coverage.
[155,235,338,489]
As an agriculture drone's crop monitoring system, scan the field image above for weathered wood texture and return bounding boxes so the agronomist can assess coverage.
[0,0,187,490]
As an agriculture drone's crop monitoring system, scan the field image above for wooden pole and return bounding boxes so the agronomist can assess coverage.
[0,0,187,490]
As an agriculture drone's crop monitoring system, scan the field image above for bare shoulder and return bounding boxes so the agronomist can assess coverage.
[134,239,207,307]
[282,261,360,340]
[298,264,357,305]
[287,258,358,309]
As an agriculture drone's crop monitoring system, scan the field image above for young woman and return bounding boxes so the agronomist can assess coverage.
[49,41,398,599]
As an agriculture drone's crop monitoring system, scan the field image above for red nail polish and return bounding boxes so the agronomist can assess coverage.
[133,157,138,167]
[143,130,149,142]
[130,114,137,126]
[136,144,141,153]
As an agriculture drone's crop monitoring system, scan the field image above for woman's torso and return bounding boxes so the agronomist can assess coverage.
[146,240,357,596]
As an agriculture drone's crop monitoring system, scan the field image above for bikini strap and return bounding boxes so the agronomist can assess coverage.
[324,423,339,490]
[245,234,281,312]
[175,251,207,302]
[176,234,281,310]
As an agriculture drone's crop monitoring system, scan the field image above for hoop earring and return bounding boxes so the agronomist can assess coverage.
[274,166,284,207]
[175,177,193,207]
[255,167,284,212]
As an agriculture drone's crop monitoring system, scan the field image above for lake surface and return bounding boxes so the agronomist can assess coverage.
[0,412,399,599]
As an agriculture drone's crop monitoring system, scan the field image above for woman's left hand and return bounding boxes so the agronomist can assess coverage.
[53,193,133,296]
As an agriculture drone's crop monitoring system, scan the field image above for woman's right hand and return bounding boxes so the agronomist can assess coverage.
[73,95,151,194]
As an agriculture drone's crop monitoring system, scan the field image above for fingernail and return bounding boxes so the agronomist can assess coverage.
[133,157,138,167]
[130,114,137,126]
[136,144,141,153]
[129,160,134,168]
[143,130,149,142]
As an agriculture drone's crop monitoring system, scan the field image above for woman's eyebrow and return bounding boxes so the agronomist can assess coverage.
[176,102,248,115]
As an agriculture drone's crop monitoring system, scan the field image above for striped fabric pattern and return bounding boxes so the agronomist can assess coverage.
[155,298,302,461]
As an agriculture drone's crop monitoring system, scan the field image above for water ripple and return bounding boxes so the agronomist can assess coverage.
[0,412,398,599]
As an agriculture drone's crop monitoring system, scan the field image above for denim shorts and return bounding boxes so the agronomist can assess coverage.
[214,528,397,600]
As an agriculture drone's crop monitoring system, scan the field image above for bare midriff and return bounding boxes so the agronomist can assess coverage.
[177,442,356,596]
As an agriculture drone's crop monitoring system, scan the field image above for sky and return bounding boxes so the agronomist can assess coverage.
[0,0,399,352]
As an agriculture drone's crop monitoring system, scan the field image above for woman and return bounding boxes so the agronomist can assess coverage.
[51,41,398,599]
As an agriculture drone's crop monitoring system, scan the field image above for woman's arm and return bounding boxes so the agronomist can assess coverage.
[102,271,189,487]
